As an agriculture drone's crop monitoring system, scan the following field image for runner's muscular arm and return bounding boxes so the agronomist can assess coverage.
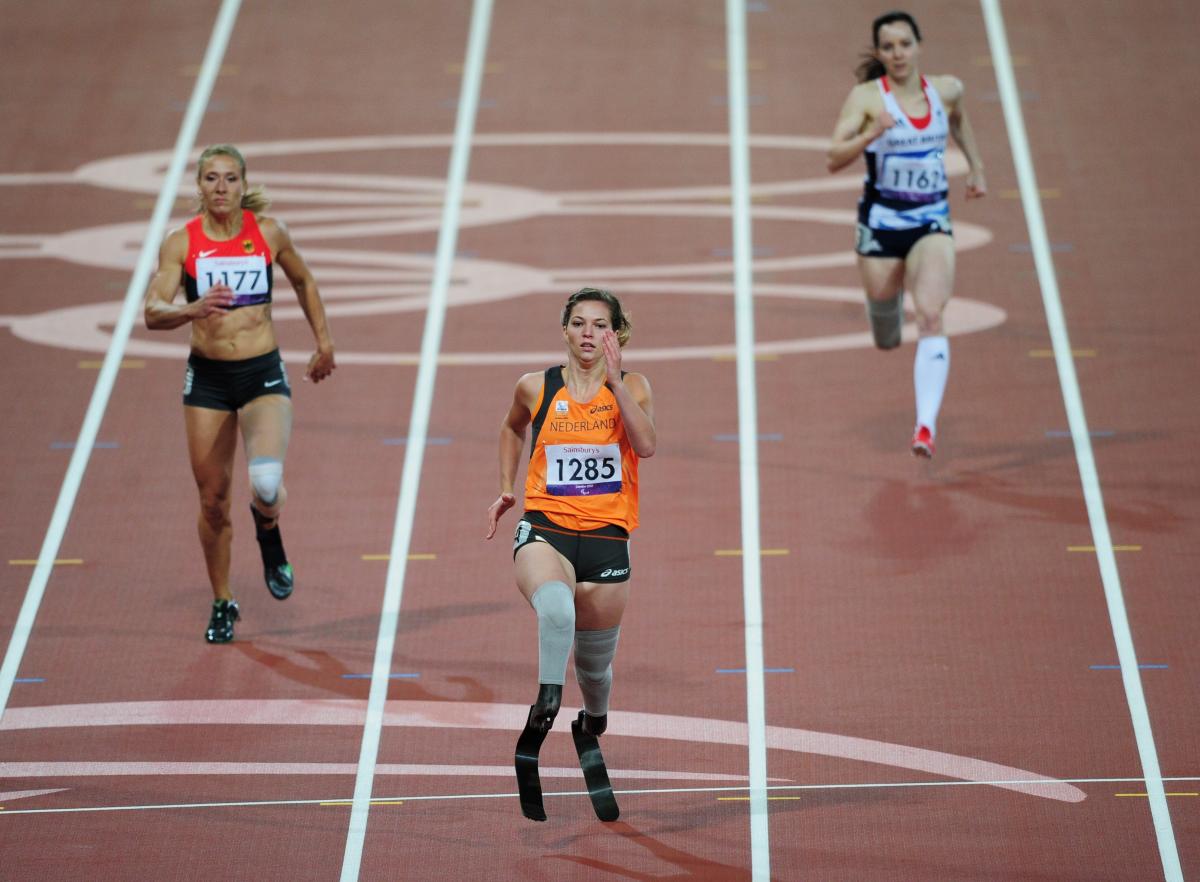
[827,83,894,174]
[601,330,656,458]
[143,228,233,329]
[486,372,539,539]
[615,372,656,458]
[265,216,337,382]
[936,75,987,199]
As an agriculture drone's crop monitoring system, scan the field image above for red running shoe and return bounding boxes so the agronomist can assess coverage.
[911,425,935,458]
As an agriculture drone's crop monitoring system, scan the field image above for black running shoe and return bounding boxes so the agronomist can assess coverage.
[250,504,293,600]
[206,599,240,644]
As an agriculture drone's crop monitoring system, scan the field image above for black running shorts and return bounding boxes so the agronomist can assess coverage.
[855,221,952,260]
[182,349,291,411]
[513,510,631,584]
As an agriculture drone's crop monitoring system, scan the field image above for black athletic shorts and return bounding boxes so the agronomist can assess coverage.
[512,510,631,584]
[182,349,291,411]
[855,221,952,260]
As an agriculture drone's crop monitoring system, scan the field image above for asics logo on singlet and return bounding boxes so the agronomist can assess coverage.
[600,567,629,578]
[589,403,614,415]
[198,249,218,258]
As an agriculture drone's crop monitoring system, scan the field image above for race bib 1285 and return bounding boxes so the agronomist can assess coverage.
[545,443,622,497]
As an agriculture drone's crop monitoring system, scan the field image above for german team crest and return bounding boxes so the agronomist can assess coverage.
[242,239,255,254]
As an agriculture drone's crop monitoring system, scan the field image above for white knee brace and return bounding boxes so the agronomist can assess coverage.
[248,457,283,505]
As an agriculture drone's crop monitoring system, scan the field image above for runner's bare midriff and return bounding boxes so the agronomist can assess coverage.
[189,303,278,360]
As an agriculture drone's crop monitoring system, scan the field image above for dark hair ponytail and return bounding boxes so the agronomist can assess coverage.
[854,10,922,83]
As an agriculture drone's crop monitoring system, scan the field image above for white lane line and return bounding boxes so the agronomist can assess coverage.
[0,0,243,724]
[337,2,493,880]
[724,1,771,880]
[978,3,1182,881]
[8,776,1200,818]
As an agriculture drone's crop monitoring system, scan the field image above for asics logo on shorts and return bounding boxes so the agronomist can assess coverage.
[182,366,194,396]
[599,567,629,578]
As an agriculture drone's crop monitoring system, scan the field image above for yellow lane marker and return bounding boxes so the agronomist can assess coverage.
[361,553,437,561]
[1001,188,1060,199]
[1115,793,1197,798]
[10,559,83,566]
[79,359,145,369]
[1028,349,1096,358]
[1068,546,1142,553]
[715,549,790,557]
[711,353,779,362]
[320,799,405,806]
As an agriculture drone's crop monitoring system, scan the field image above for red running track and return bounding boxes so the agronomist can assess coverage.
[1,1,1197,879]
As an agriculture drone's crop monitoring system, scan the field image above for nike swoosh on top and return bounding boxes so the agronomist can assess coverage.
[264,379,283,387]
[198,249,218,258]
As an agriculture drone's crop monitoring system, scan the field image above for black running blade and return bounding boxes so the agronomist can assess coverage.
[515,724,549,822]
[571,714,619,822]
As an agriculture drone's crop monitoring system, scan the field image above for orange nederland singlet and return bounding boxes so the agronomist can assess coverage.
[523,366,639,533]
[183,209,274,308]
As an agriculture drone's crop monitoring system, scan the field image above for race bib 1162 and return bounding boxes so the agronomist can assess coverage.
[878,152,947,203]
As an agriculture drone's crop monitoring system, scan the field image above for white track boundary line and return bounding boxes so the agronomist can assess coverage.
[336,2,493,880]
[724,2,771,880]
[979,3,1182,880]
[11,774,1200,817]
[0,0,243,723]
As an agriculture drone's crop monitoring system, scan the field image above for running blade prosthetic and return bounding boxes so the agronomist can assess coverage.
[514,706,551,821]
[571,711,619,821]
[514,684,561,821]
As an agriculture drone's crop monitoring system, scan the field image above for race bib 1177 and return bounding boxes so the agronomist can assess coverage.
[195,254,270,306]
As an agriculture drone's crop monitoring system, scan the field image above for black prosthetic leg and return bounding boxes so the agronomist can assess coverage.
[571,711,619,821]
[514,683,561,821]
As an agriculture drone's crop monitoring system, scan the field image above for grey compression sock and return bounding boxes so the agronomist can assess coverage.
[531,581,575,685]
[866,292,904,350]
[573,625,620,717]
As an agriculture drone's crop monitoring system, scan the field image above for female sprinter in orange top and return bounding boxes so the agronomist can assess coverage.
[827,10,986,457]
[144,144,335,643]
[485,287,655,820]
